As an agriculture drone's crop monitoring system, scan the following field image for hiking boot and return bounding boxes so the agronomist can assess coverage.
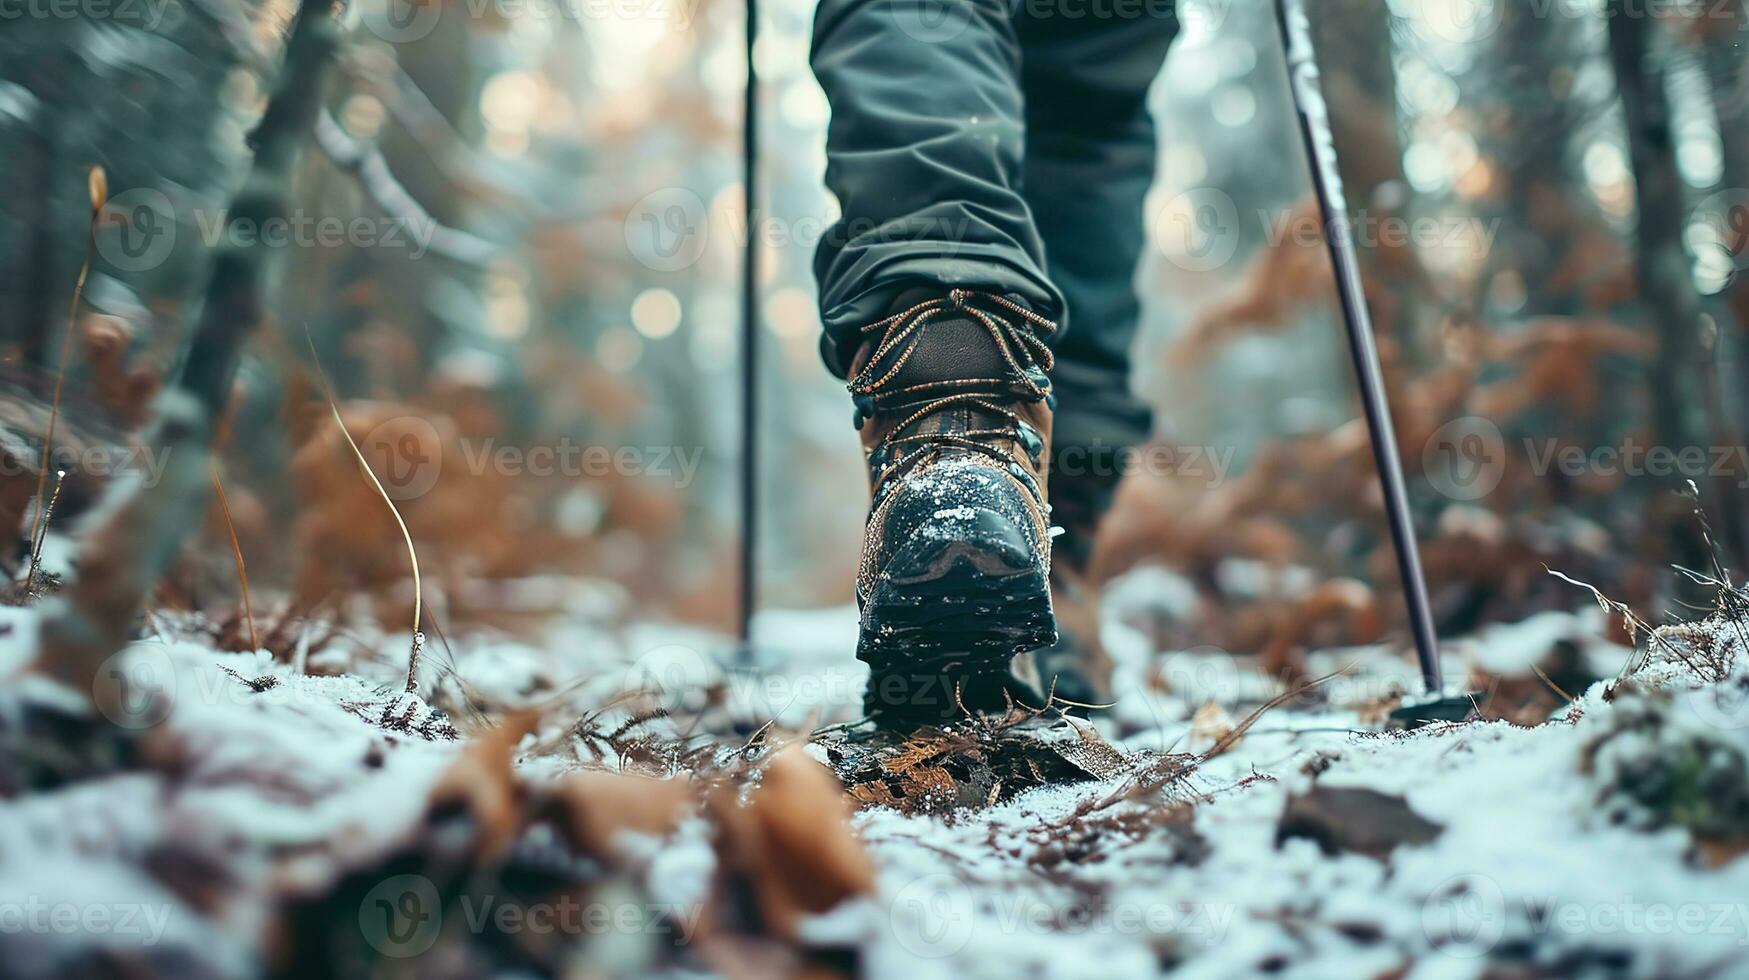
[850,287,1059,723]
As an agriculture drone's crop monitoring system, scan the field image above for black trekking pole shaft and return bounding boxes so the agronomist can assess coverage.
[1273,0,1442,693]
[738,0,759,657]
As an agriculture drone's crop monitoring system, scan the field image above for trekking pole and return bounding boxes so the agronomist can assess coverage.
[1272,0,1443,694]
[737,0,760,663]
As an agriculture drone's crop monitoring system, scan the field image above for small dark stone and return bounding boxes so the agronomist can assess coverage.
[1276,785,1443,860]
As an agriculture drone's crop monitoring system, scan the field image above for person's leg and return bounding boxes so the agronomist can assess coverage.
[811,0,1067,724]
[810,0,1060,377]
[1017,3,1179,699]
[1019,3,1178,521]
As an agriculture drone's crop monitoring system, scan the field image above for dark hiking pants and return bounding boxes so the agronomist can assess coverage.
[810,0,1180,475]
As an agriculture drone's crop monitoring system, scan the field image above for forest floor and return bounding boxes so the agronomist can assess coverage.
[3,567,1749,979]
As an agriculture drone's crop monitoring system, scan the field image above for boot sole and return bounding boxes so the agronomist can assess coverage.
[857,511,1058,677]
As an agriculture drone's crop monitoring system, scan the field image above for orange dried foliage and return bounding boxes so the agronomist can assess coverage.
[1168,198,1342,366]
[76,313,161,429]
[706,748,876,943]
[426,713,536,862]
[1472,318,1656,423]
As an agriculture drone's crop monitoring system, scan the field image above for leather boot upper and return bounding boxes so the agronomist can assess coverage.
[848,288,1059,604]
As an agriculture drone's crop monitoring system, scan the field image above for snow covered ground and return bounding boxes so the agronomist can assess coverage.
[2,571,1747,978]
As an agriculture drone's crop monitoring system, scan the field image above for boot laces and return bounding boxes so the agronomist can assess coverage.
[848,289,1055,488]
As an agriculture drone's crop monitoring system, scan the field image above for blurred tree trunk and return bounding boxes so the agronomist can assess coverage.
[12,125,58,370]
[1607,2,1725,574]
[0,10,277,388]
[1490,1,1606,320]
[39,0,339,693]
[1701,2,1749,392]
[1697,0,1749,560]
[1607,6,1706,456]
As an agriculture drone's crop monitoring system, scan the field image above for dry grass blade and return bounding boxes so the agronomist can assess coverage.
[1048,665,1351,830]
[1547,566,1701,681]
[302,328,425,693]
[1531,662,1575,703]
[210,461,259,650]
[1198,664,1350,763]
[24,166,106,595]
